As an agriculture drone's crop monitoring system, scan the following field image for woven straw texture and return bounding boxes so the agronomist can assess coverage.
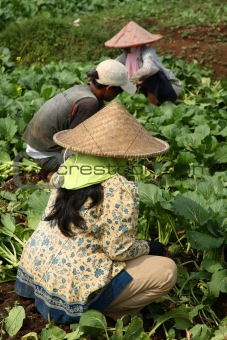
[53,101,169,158]
[105,21,163,48]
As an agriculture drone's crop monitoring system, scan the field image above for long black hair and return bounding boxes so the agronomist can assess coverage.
[45,183,104,237]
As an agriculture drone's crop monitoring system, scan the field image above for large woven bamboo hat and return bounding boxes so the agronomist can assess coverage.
[105,21,163,48]
[53,102,169,158]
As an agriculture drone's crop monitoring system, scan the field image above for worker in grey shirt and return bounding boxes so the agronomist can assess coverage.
[23,59,136,173]
[105,21,182,105]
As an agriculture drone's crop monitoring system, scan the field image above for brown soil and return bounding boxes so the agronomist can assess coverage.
[1,277,227,339]
[1,177,227,338]
[0,281,71,340]
[151,24,227,80]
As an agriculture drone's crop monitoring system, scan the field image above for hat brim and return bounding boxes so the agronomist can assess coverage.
[54,128,169,158]
[121,80,137,94]
[104,21,163,48]
[105,37,163,48]
[53,102,169,159]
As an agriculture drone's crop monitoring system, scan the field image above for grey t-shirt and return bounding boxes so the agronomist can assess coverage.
[23,84,103,153]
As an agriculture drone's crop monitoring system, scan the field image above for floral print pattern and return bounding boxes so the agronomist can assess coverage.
[16,175,149,323]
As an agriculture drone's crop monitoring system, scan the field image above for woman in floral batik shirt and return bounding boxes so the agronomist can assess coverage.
[15,101,177,324]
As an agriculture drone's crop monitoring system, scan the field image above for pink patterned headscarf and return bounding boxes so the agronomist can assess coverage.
[125,46,141,77]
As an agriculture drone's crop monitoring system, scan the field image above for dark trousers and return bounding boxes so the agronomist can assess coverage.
[140,71,177,103]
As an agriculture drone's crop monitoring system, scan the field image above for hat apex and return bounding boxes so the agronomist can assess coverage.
[53,101,169,159]
[105,21,163,48]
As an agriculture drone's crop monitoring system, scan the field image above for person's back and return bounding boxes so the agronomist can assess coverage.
[22,60,136,173]
[23,84,97,153]
[16,101,177,324]
[16,174,139,323]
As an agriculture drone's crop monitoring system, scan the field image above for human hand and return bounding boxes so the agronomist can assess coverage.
[135,80,143,86]
[129,75,143,86]
[147,240,172,257]
[129,78,143,86]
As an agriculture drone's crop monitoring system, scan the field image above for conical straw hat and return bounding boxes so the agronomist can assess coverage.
[105,21,163,48]
[53,101,169,158]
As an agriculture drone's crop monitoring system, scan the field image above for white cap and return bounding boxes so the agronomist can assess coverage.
[96,59,136,94]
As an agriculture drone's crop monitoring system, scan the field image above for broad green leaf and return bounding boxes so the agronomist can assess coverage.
[68,322,80,331]
[27,190,50,212]
[0,47,11,62]
[173,192,209,224]
[169,178,196,191]
[173,317,192,329]
[213,144,227,163]
[190,324,211,340]
[110,319,123,339]
[212,327,227,340]
[210,199,227,213]
[5,306,26,336]
[124,316,144,340]
[0,117,17,141]
[1,214,16,236]
[18,74,44,92]
[187,231,224,250]
[14,116,27,135]
[0,94,14,113]
[183,133,204,149]
[3,83,19,98]
[175,151,196,164]
[161,124,179,139]
[138,182,170,209]
[189,164,210,177]
[54,70,81,87]
[79,309,107,329]
[79,310,107,337]
[41,84,58,100]
[138,183,162,205]
[220,316,227,327]
[212,317,227,339]
[189,304,205,319]
[207,269,227,297]
[40,325,66,339]
[201,259,223,273]
[197,182,215,201]
[27,213,43,230]
[194,124,210,139]
[27,190,50,229]
[0,190,16,201]
[218,125,227,137]
[209,174,225,195]
[0,151,11,163]
[189,271,211,281]
[149,305,191,336]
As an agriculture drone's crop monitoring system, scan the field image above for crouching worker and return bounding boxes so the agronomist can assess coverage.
[105,21,183,105]
[22,59,136,174]
[15,101,177,324]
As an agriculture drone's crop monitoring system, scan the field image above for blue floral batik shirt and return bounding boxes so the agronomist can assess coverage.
[15,174,150,323]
